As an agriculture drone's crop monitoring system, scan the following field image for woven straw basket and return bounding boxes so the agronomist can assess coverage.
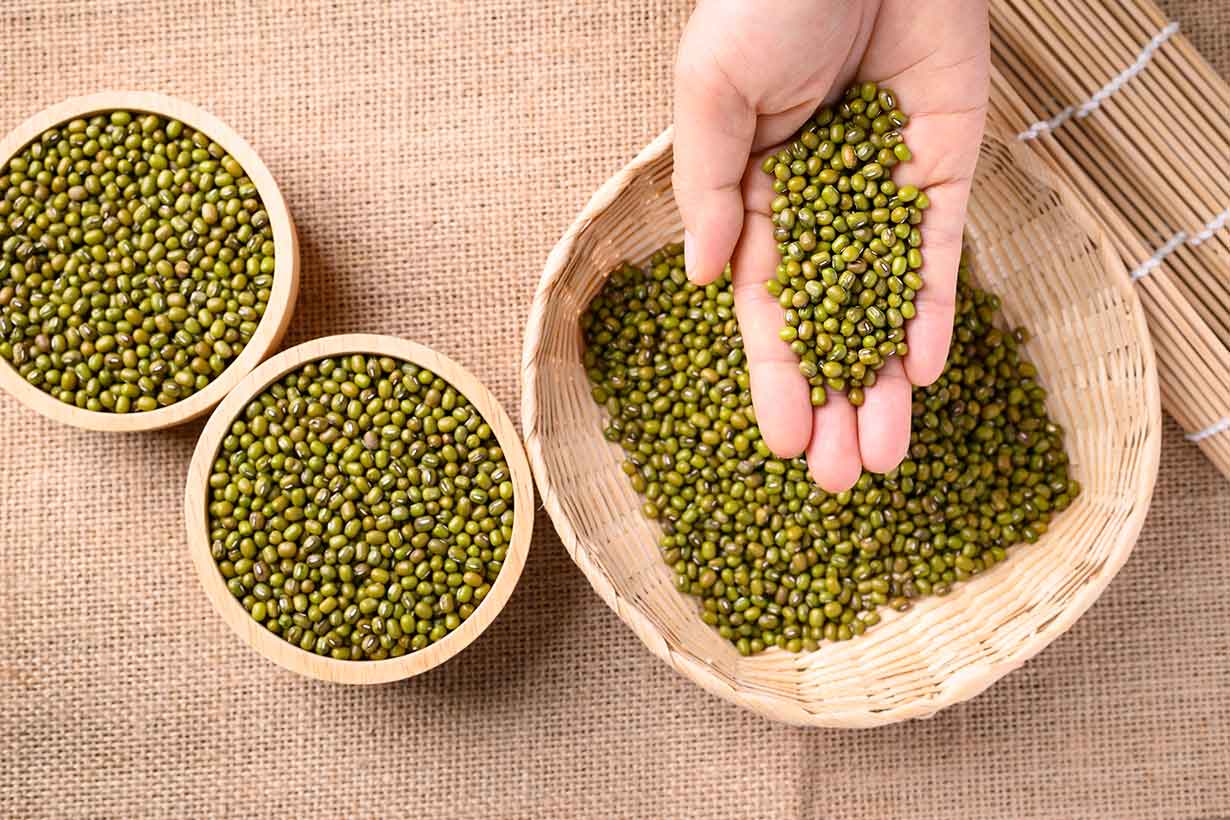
[522,107,1162,726]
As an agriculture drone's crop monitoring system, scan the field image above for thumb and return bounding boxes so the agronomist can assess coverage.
[672,6,755,285]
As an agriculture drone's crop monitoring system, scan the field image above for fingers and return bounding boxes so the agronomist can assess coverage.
[856,356,912,473]
[880,112,984,387]
[857,0,988,386]
[806,364,910,491]
[898,179,966,386]
[672,8,756,285]
[807,394,861,492]
[731,204,811,459]
[886,107,983,386]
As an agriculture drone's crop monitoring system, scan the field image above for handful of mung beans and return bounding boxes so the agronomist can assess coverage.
[0,111,274,413]
[206,354,514,661]
[582,243,1078,655]
[762,82,925,408]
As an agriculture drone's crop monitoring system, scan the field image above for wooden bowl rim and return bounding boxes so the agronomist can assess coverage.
[0,90,300,432]
[520,126,1162,725]
[184,333,534,684]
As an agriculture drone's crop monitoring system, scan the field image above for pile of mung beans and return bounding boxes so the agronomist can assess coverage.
[0,111,274,413]
[582,243,1079,655]
[763,82,925,407]
[206,354,514,660]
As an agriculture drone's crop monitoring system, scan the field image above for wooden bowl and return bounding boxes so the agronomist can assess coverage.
[0,91,299,432]
[521,116,1162,725]
[184,334,533,684]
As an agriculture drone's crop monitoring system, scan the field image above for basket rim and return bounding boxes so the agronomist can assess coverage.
[520,124,1161,727]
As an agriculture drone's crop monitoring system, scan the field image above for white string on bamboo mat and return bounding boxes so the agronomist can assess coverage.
[1188,206,1230,246]
[1129,230,1188,281]
[1128,205,1230,280]
[1187,416,1230,442]
[1018,21,1180,141]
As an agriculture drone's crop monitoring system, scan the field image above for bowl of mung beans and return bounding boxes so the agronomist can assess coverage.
[185,333,532,683]
[0,91,299,431]
[522,89,1161,725]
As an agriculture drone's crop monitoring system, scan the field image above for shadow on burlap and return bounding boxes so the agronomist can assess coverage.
[0,1,1226,817]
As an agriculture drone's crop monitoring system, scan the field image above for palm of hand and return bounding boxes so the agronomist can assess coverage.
[673,0,989,490]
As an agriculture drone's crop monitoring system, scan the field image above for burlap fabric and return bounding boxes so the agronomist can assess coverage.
[1,2,1226,817]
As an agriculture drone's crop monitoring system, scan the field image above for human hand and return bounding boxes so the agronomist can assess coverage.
[672,0,989,491]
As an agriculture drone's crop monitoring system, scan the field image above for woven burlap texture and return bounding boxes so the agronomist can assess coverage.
[0,1,1226,818]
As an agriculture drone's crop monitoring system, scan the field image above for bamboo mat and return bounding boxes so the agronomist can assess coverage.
[0,1,1226,818]
[992,0,1230,480]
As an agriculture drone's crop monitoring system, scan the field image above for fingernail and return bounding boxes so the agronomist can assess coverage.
[684,230,697,281]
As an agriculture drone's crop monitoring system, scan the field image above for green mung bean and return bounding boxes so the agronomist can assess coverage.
[0,111,274,412]
[762,82,926,405]
[582,243,1079,655]
[207,354,514,661]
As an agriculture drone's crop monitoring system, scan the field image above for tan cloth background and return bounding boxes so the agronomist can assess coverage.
[1,1,1227,818]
